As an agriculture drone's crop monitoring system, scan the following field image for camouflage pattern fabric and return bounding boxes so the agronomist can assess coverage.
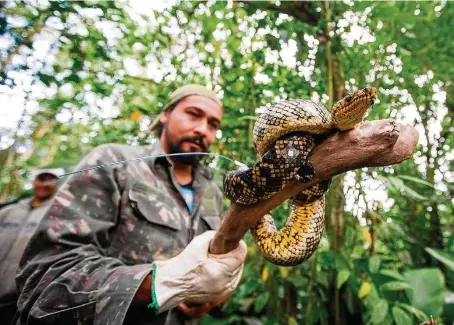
[14,141,224,325]
[0,197,51,307]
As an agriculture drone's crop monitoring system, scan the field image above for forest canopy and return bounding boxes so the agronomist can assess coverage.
[1,1,453,324]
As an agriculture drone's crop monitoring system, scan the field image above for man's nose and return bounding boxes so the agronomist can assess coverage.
[193,119,210,137]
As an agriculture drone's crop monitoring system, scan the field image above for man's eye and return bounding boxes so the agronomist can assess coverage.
[209,122,219,130]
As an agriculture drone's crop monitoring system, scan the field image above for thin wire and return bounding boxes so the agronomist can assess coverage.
[59,152,248,178]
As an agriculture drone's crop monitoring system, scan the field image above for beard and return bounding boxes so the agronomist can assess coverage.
[165,131,208,167]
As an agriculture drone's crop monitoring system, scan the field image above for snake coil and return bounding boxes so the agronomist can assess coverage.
[224,88,377,266]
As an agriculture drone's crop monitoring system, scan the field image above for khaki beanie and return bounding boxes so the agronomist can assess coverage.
[150,84,222,132]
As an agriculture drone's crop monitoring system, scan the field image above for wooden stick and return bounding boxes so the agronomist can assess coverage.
[209,119,419,254]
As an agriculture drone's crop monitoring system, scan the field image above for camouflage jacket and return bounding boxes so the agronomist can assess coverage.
[15,141,224,325]
[0,197,51,308]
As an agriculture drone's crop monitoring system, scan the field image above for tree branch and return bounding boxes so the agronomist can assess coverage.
[209,120,419,254]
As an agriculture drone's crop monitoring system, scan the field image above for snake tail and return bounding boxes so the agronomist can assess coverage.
[251,198,325,266]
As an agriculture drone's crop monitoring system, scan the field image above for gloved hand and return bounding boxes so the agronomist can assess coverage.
[150,230,247,313]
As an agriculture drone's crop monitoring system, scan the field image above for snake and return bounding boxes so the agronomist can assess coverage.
[223,87,377,266]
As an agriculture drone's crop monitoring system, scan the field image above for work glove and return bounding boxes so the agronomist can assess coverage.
[149,230,247,313]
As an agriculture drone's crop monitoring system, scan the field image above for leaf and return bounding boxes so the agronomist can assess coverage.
[337,270,350,289]
[392,306,413,325]
[400,183,428,200]
[254,292,270,313]
[425,247,454,272]
[369,256,381,273]
[386,176,428,200]
[404,268,446,317]
[361,227,372,244]
[287,273,307,287]
[261,267,269,282]
[243,317,264,325]
[358,282,372,298]
[317,251,335,266]
[395,303,429,322]
[397,175,435,188]
[278,266,289,279]
[129,111,143,121]
[387,176,405,189]
[370,299,389,324]
[380,281,411,291]
[288,317,298,325]
[379,269,405,281]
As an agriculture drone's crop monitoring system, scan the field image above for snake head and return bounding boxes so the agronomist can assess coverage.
[332,87,377,131]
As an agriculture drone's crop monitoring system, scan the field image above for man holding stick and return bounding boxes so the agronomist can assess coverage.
[15,84,246,325]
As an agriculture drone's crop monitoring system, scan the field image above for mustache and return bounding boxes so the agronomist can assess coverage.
[179,135,207,151]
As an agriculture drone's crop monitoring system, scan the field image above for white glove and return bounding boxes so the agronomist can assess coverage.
[150,230,247,313]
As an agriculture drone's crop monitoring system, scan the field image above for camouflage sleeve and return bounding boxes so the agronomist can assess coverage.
[16,145,152,325]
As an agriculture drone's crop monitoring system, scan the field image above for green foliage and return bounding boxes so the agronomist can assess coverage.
[426,248,454,272]
[337,269,350,289]
[392,306,413,325]
[405,268,447,317]
[1,0,453,324]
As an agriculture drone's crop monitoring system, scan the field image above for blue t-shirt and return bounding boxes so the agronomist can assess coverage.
[180,183,195,213]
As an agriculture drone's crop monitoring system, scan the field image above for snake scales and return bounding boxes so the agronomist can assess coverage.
[224,88,377,266]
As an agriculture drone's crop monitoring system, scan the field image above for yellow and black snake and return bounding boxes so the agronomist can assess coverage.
[224,88,377,266]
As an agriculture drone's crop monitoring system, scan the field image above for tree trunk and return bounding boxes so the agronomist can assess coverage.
[249,60,257,156]
[323,3,348,324]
